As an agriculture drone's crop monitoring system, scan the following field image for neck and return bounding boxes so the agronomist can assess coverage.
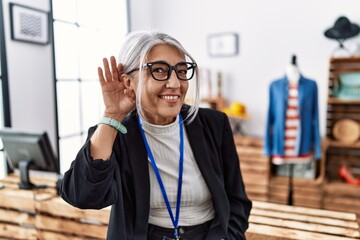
[141,114,177,126]
[285,64,300,83]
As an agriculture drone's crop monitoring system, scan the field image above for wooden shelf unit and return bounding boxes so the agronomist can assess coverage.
[323,57,360,214]
[326,57,360,140]
[234,134,270,202]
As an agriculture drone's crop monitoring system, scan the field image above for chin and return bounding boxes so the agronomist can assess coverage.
[159,106,181,119]
[161,109,180,118]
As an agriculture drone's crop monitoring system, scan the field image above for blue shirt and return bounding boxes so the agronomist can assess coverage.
[264,75,322,159]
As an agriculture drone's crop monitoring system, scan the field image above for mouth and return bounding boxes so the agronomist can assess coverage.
[159,95,180,102]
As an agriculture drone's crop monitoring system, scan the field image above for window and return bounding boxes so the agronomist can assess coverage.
[52,0,129,173]
[0,38,4,179]
[0,0,10,179]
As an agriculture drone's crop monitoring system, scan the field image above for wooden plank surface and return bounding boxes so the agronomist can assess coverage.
[251,208,358,229]
[253,201,357,221]
[249,201,360,240]
[248,223,359,240]
[0,208,35,226]
[250,215,359,238]
[36,197,110,224]
[0,223,37,240]
[1,173,57,188]
[37,230,102,240]
[234,134,263,147]
[36,214,107,239]
[246,231,294,240]
[0,188,35,211]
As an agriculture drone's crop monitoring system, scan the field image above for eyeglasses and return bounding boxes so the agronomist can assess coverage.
[127,61,197,81]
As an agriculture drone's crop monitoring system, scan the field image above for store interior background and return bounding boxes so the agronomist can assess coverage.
[130,0,360,139]
[1,0,360,176]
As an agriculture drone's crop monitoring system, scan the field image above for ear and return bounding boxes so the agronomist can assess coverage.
[121,74,137,102]
[121,74,135,91]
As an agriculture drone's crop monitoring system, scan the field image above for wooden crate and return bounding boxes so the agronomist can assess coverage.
[269,176,323,209]
[326,57,360,140]
[0,174,56,240]
[322,139,360,215]
[246,200,360,240]
[234,134,270,201]
[324,183,360,215]
[35,196,110,240]
[267,138,327,209]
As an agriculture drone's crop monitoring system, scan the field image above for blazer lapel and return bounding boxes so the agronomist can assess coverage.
[183,110,228,233]
[282,77,289,103]
[125,111,150,235]
[185,118,215,183]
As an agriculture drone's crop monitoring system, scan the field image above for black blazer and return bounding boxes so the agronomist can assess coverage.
[60,106,252,240]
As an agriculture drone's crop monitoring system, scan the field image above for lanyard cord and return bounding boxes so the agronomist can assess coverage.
[138,115,184,238]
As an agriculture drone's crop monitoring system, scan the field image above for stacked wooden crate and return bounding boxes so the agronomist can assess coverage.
[322,141,360,215]
[268,141,324,208]
[0,174,56,240]
[324,182,360,215]
[322,57,360,214]
[0,187,37,240]
[234,134,270,201]
[0,173,111,240]
[35,196,110,240]
[268,176,323,209]
[234,134,324,208]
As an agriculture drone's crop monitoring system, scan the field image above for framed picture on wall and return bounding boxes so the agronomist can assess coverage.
[9,3,49,45]
[207,32,239,57]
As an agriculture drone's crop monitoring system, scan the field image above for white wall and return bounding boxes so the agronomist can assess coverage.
[129,0,360,138]
[2,0,57,152]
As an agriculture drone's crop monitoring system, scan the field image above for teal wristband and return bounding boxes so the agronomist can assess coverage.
[98,117,127,134]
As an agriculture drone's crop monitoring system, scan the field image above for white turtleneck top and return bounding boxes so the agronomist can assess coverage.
[139,116,215,228]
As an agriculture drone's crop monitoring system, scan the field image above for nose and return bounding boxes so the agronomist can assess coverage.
[166,69,181,88]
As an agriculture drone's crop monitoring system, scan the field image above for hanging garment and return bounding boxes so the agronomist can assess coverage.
[264,75,321,161]
[271,83,313,164]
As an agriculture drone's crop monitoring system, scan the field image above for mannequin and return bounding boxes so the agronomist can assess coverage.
[272,55,313,165]
[282,55,301,205]
[285,55,300,84]
[264,55,321,205]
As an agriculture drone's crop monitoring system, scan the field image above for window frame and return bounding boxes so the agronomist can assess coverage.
[0,0,13,177]
[51,0,130,173]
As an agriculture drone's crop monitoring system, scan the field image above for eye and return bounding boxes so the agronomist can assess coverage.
[151,63,168,74]
[177,64,188,75]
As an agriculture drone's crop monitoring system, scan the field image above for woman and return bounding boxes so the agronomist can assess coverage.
[60,30,251,240]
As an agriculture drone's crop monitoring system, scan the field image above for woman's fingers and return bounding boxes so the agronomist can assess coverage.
[118,63,124,74]
[98,67,107,85]
[110,56,119,81]
[99,57,124,86]
[103,58,112,82]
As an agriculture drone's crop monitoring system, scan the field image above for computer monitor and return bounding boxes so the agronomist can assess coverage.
[0,128,59,189]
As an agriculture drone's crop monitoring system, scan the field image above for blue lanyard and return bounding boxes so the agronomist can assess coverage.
[137,115,184,239]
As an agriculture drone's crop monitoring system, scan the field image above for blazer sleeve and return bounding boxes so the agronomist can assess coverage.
[264,82,274,156]
[60,125,119,210]
[311,81,322,159]
[221,113,252,239]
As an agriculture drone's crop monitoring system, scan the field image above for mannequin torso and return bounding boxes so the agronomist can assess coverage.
[285,64,300,84]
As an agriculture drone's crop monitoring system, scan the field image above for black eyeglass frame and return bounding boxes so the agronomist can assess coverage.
[127,61,197,81]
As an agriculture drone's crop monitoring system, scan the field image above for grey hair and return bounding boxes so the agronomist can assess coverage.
[117,30,200,123]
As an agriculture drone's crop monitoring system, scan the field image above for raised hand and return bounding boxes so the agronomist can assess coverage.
[98,56,136,121]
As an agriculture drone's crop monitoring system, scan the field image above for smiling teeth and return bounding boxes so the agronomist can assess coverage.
[161,95,179,100]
